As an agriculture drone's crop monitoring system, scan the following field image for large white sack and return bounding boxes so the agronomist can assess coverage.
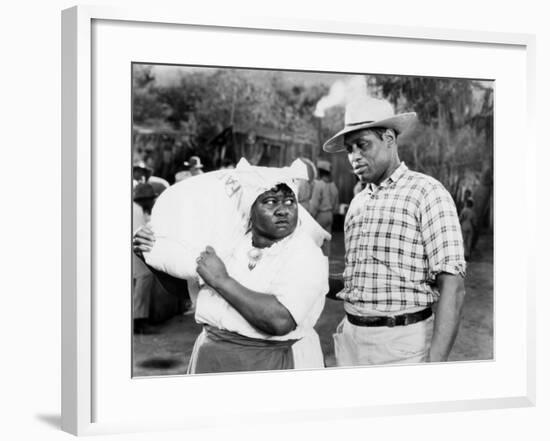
[143,159,331,280]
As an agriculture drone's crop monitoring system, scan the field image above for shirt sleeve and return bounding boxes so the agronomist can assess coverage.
[269,241,329,326]
[419,182,466,282]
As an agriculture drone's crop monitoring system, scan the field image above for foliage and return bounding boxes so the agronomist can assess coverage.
[368,75,494,199]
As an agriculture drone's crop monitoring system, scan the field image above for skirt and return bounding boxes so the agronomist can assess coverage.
[188,325,297,374]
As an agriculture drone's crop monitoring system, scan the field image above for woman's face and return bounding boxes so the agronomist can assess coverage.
[250,185,298,246]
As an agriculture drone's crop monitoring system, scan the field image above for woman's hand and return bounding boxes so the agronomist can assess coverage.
[196,246,230,290]
[133,226,156,255]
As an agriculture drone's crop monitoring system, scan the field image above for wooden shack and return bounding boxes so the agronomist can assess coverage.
[209,124,357,206]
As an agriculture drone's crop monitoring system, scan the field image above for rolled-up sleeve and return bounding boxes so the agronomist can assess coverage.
[419,184,466,282]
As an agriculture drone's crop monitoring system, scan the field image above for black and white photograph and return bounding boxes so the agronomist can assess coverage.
[130,64,494,376]
[5,0,547,438]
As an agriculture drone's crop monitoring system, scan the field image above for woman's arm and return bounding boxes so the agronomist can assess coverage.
[196,246,297,336]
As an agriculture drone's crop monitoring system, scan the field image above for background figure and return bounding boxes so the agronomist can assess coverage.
[174,155,204,182]
[133,182,192,331]
[459,198,476,260]
[147,175,170,197]
[133,183,158,333]
[133,159,170,197]
[219,158,236,170]
[296,157,317,214]
[133,160,153,186]
[309,160,339,255]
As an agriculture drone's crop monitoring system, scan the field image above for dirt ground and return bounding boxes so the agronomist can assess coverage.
[132,232,493,376]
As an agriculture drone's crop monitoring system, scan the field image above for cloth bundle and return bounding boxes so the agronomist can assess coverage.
[144,158,331,280]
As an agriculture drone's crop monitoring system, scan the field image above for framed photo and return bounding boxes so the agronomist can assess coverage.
[62,5,535,436]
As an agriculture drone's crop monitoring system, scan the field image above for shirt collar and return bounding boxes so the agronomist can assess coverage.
[366,162,408,193]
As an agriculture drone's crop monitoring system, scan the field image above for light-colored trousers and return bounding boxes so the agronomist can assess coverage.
[333,315,434,366]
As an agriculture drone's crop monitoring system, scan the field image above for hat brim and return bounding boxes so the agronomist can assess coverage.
[323,112,417,153]
[133,165,153,175]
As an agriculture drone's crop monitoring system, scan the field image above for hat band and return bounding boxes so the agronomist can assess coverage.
[346,120,374,127]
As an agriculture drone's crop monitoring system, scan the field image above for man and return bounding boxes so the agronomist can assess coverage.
[324,96,466,365]
[133,160,153,185]
[133,159,170,195]
[175,155,204,182]
[459,198,476,261]
[309,160,339,256]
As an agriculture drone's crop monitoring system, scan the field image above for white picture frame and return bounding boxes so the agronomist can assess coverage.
[61,5,536,436]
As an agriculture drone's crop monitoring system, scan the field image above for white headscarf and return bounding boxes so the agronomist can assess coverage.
[217,157,309,225]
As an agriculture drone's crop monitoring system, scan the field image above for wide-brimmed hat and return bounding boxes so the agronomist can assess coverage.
[132,160,153,179]
[184,155,204,169]
[133,183,157,201]
[323,97,417,153]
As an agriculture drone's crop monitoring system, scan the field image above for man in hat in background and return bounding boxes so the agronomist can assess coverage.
[459,197,476,261]
[324,96,466,365]
[133,159,170,196]
[133,160,153,186]
[175,155,204,182]
[309,160,339,256]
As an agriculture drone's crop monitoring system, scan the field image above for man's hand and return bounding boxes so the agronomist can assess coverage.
[133,226,156,255]
[196,246,230,290]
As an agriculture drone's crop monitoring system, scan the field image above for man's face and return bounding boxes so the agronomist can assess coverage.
[250,186,298,243]
[344,129,394,184]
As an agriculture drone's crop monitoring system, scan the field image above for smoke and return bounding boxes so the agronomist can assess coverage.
[314,76,368,117]
[151,66,185,87]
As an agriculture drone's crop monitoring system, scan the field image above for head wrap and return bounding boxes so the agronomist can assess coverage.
[218,158,308,225]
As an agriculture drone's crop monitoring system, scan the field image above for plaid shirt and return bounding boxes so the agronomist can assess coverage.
[340,162,465,313]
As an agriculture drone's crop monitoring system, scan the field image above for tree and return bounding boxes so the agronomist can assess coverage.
[369,75,493,203]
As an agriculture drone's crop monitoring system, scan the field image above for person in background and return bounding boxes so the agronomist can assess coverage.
[324,96,466,366]
[133,159,170,196]
[132,183,158,334]
[309,160,339,255]
[296,157,317,215]
[459,198,476,261]
[219,158,236,170]
[175,155,204,182]
[133,160,153,186]
[186,155,205,177]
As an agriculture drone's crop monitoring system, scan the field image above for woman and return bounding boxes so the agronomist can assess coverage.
[134,170,328,374]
